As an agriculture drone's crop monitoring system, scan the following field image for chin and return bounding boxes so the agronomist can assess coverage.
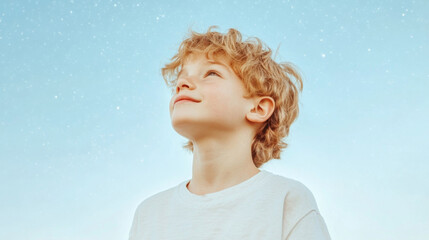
[173,123,208,140]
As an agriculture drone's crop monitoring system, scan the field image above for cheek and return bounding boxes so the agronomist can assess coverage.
[205,89,244,118]
[168,99,175,116]
[204,93,224,115]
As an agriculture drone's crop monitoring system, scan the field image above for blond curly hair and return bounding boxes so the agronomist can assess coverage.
[161,26,303,168]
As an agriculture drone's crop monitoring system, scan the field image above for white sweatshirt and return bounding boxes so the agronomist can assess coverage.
[129,169,331,240]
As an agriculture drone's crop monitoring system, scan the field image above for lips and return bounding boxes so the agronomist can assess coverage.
[174,95,200,104]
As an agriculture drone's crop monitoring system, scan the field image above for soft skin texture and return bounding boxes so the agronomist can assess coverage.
[169,53,275,196]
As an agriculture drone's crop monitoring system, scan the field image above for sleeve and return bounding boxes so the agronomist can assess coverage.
[285,210,331,240]
[128,203,144,240]
[128,208,139,240]
[282,181,331,240]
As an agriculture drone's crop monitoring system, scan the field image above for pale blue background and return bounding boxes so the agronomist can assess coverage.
[1,0,428,239]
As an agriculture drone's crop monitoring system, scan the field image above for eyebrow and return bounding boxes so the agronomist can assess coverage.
[207,59,230,69]
[177,59,231,78]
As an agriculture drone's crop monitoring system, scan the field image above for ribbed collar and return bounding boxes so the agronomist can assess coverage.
[176,169,271,209]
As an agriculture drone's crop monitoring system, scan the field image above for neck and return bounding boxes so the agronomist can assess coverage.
[187,130,260,195]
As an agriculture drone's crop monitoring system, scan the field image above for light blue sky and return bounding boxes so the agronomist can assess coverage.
[1,1,428,239]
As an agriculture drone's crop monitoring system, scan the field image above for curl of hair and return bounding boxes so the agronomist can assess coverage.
[161,25,303,168]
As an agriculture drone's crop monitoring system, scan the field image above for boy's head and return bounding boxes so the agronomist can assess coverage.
[162,26,303,168]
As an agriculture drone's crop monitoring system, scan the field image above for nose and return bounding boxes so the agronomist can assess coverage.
[175,76,194,93]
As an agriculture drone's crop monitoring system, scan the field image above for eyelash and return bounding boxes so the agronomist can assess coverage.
[205,70,220,77]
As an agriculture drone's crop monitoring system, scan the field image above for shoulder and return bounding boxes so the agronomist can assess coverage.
[133,180,184,214]
[266,172,326,239]
[129,182,183,238]
[283,178,320,212]
[266,171,320,212]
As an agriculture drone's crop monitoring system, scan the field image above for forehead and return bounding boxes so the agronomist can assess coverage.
[181,52,232,70]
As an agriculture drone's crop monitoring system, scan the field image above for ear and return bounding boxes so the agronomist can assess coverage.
[245,96,275,123]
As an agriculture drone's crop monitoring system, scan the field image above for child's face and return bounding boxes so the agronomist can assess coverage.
[169,53,254,140]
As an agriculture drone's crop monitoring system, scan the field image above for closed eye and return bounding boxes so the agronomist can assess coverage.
[205,70,220,77]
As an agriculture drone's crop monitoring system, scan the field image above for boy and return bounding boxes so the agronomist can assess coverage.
[129,26,331,240]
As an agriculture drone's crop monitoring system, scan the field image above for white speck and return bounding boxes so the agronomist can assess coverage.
[70,10,73,14]
[321,53,326,58]
[402,13,405,16]
[319,38,324,42]
[116,106,120,110]
[156,14,165,21]
[368,48,371,52]
[114,3,117,7]
[410,35,414,39]
[54,95,58,99]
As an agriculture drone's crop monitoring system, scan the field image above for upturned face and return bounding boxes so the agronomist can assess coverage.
[169,53,253,141]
